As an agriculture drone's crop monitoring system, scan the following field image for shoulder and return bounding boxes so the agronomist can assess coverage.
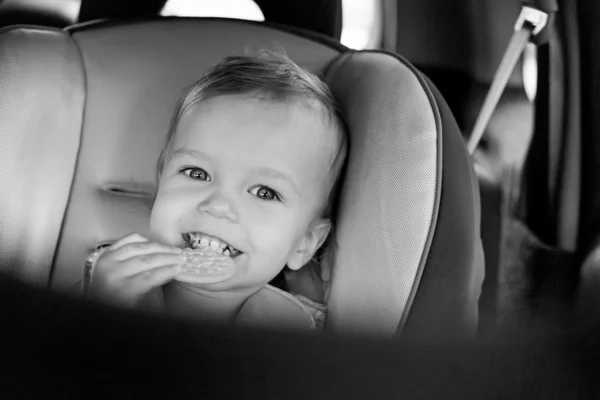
[237,285,325,331]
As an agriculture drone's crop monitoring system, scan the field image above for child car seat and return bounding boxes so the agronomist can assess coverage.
[0,17,484,339]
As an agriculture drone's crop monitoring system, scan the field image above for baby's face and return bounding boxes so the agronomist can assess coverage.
[150,94,336,296]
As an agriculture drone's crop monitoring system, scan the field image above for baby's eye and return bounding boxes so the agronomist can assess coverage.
[181,167,211,181]
[249,186,281,202]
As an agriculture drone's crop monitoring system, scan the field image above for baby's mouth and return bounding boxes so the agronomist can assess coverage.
[181,232,242,258]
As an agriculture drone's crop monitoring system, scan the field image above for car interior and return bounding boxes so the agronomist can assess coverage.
[0,0,599,394]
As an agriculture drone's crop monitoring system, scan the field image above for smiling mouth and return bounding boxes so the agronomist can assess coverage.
[181,232,242,258]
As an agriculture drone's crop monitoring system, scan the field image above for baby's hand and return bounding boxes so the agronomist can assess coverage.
[88,233,186,308]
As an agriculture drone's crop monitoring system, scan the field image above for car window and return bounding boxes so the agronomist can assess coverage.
[161,0,264,21]
[523,43,537,101]
[341,0,381,49]
[160,0,381,50]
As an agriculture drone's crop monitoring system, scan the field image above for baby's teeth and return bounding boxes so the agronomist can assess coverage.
[223,249,231,256]
[191,234,234,254]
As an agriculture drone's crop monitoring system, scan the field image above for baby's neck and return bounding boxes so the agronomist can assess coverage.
[162,282,253,324]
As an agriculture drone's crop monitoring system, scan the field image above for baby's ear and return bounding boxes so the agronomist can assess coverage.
[287,218,331,271]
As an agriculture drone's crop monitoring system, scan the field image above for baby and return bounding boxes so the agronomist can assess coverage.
[85,52,347,329]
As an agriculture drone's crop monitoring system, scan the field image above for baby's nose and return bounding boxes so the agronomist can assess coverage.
[197,192,238,222]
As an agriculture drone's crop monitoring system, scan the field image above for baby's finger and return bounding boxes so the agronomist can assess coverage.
[116,253,187,277]
[111,241,183,261]
[128,264,183,293]
[106,233,149,252]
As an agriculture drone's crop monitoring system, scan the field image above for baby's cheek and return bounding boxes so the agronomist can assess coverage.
[249,219,305,263]
[251,226,289,255]
[148,195,179,242]
[148,208,167,241]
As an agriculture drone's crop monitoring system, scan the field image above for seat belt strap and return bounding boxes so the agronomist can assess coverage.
[467,5,549,154]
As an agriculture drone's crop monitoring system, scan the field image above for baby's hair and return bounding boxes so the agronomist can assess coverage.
[156,51,349,283]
